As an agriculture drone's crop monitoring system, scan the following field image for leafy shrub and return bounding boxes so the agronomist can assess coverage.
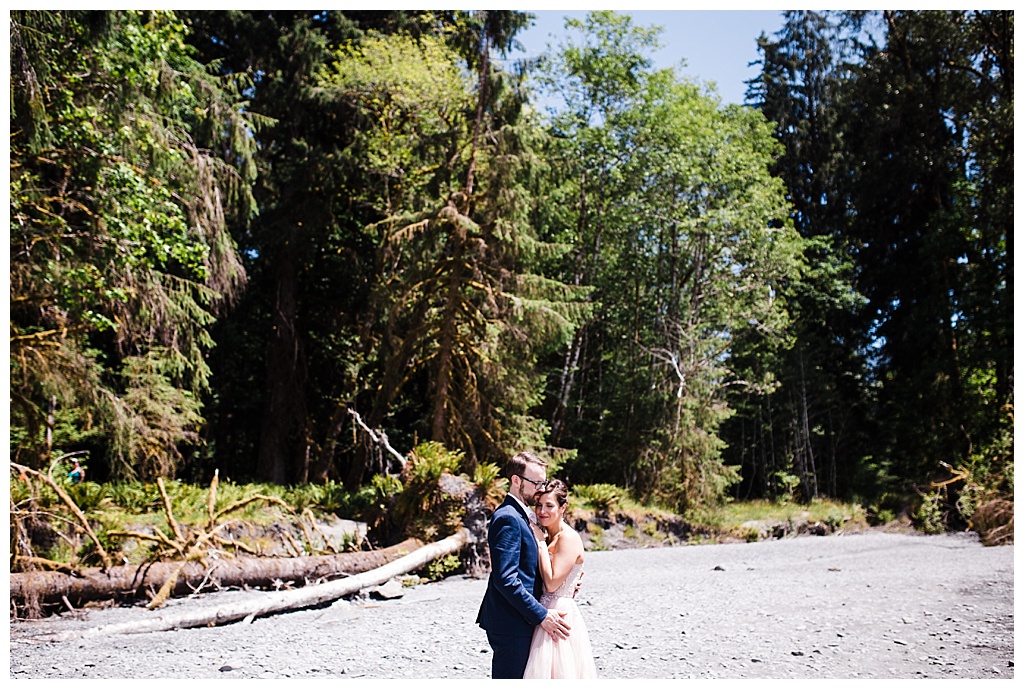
[472,461,505,510]
[105,481,159,512]
[404,441,463,481]
[317,481,360,514]
[824,510,845,531]
[391,442,466,541]
[915,491,947,534]
[10,472,34,505]
[574,483,627,511]
[868,492,905,525]
[287,483,326,513]
[421,553,461,581]
[66,482,111,513]
[773,471,801,503]
[875,508,896,525]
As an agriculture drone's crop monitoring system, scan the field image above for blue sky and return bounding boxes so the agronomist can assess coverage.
[512,10,786,106]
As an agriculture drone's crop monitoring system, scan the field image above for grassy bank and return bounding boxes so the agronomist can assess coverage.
[8,470,880,574]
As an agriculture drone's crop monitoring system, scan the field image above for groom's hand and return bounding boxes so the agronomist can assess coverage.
[540,609,571,640]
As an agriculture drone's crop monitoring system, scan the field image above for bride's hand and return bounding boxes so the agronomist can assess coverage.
[531,522,546,542]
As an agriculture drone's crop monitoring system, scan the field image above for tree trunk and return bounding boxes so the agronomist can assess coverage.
[551,326,584,443]
[257,232,306,484]
[431,258,462,444]
[26,529,471,641]
[10,537,424,611]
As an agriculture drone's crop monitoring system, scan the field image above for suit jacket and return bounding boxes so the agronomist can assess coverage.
[476,495,548,636]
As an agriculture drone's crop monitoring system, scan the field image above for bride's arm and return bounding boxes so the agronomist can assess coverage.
[535,527,584,593]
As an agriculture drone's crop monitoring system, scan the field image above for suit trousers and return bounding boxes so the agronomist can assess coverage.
[487,630,533,679]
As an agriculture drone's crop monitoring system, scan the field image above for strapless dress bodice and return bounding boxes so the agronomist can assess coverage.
[539,561,584,606]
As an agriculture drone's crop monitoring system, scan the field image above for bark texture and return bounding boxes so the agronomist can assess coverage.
[10,537,424,610]
[28,529,471,641]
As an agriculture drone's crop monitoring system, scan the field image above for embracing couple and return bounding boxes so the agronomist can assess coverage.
[476,451,598,679]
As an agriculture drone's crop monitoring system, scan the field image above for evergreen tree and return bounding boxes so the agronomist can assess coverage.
[842,10,1013,510]
[182,10,408,484]
[319,20,590,484]
[740,10,1012,521]
[10,10,258,479]
[535,11,803,510]
[727,10,876,502]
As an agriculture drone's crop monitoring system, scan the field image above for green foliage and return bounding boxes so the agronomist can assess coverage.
[7,8,1010,537]
[874,509,896,525]
[10,10,258,480]
[306,17,592,477]
[421,553,462,581]
[392,442,467,541]
[370,473,404,507]
[840,11,1010,505]
[950,405,1014,524]
[113,350,205,479]
[721,10,1012,517]
[404,441,464,482]
[322,31,475,205]
[65,482,112,514]
[472,461,506,510]
[585,523,608,551]
[773,471,801,504]
[104,481,161,513]
[573,483,627,512]
[915,492,947,535]
[709,497,868,536]
[535,10,800,512]
[867,493,905,526]
[11,472,376,571]
[286,481,370,516]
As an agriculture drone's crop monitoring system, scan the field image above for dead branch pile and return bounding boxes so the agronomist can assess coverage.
[970,498,1014,546]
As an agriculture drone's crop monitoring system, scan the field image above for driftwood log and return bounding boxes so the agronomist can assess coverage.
[11,537,424,610]
[30,528,471,642]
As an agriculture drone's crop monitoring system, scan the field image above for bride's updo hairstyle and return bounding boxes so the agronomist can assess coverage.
[536,478,569,513]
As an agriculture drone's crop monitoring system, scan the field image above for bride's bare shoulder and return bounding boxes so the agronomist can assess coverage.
[563,521,586,551]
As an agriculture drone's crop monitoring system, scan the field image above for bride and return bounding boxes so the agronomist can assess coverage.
[523,479,598,679]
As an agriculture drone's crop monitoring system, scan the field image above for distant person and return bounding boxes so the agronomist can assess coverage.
[523,479,597,679]
[68,459,85,485]
[476,451,571,678]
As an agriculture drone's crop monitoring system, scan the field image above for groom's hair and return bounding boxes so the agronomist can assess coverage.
[505,451,547,480]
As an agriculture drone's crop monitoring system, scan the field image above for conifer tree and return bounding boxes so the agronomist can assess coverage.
[10,10,258,479]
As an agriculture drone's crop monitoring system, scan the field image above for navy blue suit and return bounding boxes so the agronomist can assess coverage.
[476,495,548,678]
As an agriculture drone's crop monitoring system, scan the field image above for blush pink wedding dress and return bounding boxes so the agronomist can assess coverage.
[522,561,598,679]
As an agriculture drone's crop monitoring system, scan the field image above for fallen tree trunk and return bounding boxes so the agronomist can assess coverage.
[11,537,424,611]
[32,528,471,642]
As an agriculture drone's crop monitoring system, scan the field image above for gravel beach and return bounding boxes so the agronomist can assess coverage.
[9,530,1014,681]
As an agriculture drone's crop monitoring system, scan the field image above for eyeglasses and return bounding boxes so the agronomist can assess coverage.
[517,475,547,489]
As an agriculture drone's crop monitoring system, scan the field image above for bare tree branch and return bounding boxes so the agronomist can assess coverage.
[347,408,407,473]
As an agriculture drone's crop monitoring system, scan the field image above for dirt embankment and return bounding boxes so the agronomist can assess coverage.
[9,530,1013,680]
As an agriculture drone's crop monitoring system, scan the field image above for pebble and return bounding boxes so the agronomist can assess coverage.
[9,531,1013,680]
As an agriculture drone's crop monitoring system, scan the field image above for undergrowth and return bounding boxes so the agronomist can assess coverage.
[6,455,932,577]
[695,498,869,539]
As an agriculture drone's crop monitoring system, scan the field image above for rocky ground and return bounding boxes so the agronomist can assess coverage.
[9,530,1014,681]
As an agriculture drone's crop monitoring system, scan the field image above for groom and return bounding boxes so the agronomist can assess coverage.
[476,451,571,678]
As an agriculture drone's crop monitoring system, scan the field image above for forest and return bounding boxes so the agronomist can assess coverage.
[9,10,1013,546]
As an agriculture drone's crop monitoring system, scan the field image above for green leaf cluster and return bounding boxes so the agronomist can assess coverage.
[10,10,259,480]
